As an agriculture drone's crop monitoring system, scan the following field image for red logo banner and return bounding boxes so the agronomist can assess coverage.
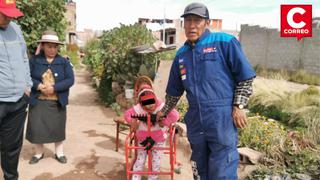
[281,5,312,41]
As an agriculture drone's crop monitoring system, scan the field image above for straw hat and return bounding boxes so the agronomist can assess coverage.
[37,30,64,45]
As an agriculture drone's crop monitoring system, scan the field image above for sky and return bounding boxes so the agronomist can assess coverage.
[74,0,320,31]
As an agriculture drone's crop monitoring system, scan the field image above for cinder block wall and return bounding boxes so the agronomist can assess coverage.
[240,24,320,75]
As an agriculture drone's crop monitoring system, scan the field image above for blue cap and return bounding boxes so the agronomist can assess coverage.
[181,2,209,19]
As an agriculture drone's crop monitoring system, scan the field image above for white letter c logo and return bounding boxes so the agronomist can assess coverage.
[287,7,306,28]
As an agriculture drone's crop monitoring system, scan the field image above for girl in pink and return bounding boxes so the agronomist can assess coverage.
[124,85,179,180]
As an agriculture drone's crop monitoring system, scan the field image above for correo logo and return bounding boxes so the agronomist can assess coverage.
[281,5,312,41]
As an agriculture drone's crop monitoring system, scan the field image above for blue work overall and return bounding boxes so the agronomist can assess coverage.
[166,29,256,180]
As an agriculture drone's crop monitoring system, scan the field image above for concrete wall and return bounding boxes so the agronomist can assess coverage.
[64,2,77,44]
[240,24,320,75]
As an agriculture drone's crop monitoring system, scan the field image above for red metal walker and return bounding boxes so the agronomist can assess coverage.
[125,114,180,180]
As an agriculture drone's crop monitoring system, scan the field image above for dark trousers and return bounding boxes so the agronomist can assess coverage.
[0,95,28,180]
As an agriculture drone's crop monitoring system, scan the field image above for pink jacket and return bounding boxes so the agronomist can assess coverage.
[124,99,179,142]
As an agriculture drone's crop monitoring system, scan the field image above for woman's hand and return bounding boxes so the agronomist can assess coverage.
[130,119,139,132]
[40,85,55,95]
[37,83,45,91]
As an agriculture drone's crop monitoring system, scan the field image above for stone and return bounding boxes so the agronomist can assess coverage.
[238,147,264,164]
[238,164,258,180]
[111,81,123,94]
[175,122,187,137]
[271,175,282,180]
[295,173,311,180]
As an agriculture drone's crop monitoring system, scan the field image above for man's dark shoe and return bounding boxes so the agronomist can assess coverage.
[29,154,44,164]
[55,154,67,164]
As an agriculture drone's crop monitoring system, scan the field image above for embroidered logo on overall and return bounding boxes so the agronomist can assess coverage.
[203,47,217,53]
[178,59,187,81]
[180,69,186,75]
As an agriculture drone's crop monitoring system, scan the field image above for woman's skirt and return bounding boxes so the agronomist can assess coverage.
[26,100,66,144]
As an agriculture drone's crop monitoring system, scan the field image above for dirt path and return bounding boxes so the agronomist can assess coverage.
[3,61,314,180]
[12,67,192,180]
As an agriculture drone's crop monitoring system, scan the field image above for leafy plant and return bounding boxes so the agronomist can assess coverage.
[99,23,160,83]
[60,49,80,68]
[83,39,104,78]
[240,115,320,179]
[244,84,320,178]
[159,49,177,61]
[239,116,286,152]
[110,103,122,116]
[16,0,67,55]
[83,24,160,105]
[98,71,115,105]
[176,100,188,123]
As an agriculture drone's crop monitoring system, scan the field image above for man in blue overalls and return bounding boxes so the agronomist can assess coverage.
[157,2,256,180]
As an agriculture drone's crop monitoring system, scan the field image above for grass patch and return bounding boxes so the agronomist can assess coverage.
[60,50,80,68]
[254,65,320,85]
[289,70,320,86]
[249,86,320,144]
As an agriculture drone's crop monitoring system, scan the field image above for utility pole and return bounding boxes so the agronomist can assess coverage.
[163,6,166,44]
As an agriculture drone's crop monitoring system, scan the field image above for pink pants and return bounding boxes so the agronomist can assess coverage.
[132,141,165,180]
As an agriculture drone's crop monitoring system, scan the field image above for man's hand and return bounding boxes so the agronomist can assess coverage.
[24,89,31,97]
[156,111,166,127]
[232,106,247,129]
[157,111,165,122]
[130,119,139,132]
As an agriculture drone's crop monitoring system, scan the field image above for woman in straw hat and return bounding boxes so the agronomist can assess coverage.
[26,30,74,164]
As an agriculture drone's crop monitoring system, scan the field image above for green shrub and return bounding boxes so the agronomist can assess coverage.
[100,23,160,83]
[83,39,104,79]
[176,100,188,122]
[160,49,177,60]
[98,72,115,105]
[249,104,291,125]
[110,102,122,116]
[241,116,320,179]
[67,44,79,52]
[83,24,160,105]
[60,50,80,68]
[16,0,67,55]
[239,116,286,152]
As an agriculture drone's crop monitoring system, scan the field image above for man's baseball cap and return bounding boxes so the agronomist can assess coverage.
[181,2,209,19]
[0,0,24,18]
